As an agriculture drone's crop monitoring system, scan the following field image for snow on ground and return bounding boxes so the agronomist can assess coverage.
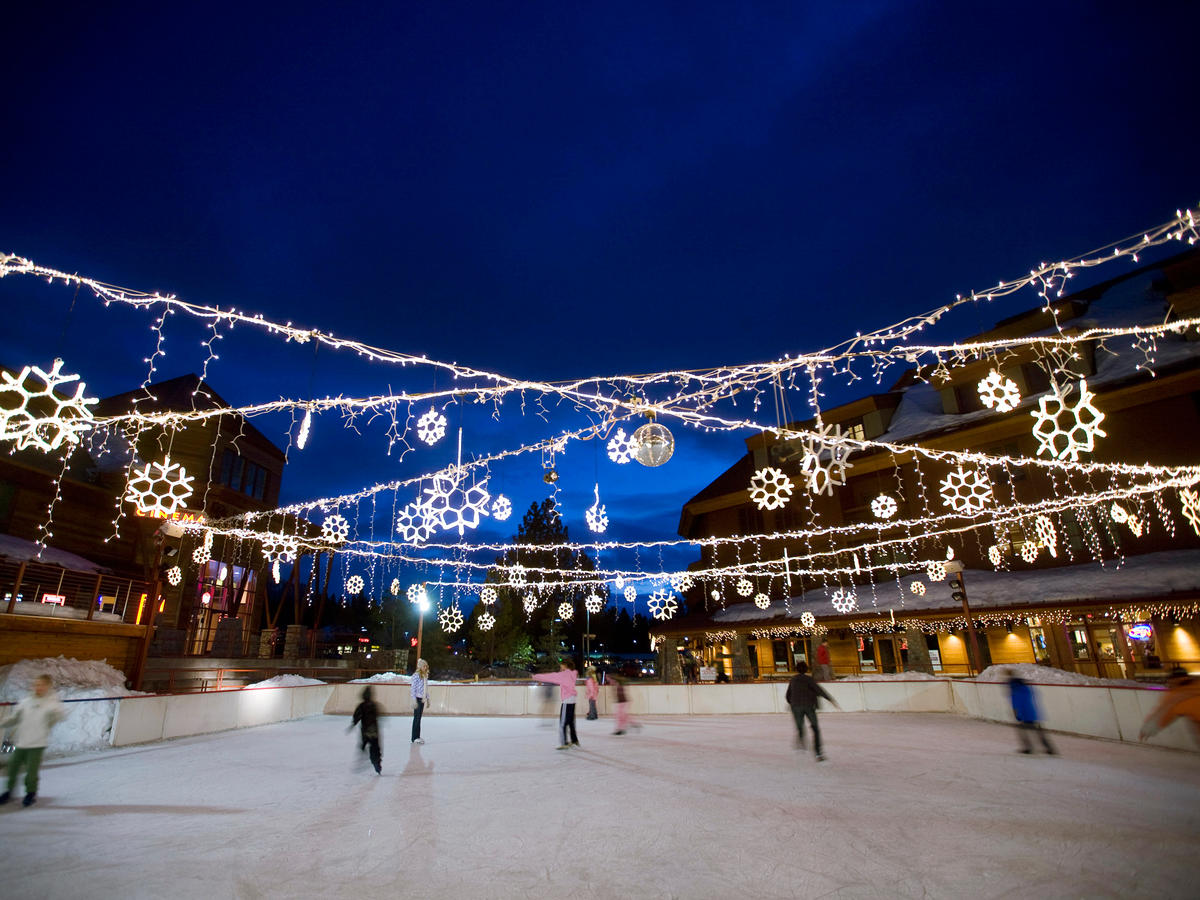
[836,670,942,681]
[1,713,1197,899]
[245,674,327,688]
[973,663,1133,687]
[0,657,146,753]
[349,670,410,684]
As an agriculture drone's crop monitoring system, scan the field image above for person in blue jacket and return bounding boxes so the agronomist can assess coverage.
[1006,668,1056,754]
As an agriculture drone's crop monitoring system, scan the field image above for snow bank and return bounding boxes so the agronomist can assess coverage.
[836,671,942,682]
[245,675,326,688]
[973,663,1132,687]
[0,657,147,753]
[349,671,411,684]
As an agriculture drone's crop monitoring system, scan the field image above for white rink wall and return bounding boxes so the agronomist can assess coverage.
[96,678,1197,752]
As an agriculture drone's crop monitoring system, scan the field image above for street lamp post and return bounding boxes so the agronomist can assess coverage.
[414,582,430,664]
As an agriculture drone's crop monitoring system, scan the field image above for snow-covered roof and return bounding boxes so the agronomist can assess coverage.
[710,548,1200,625]
[0,533,110,574]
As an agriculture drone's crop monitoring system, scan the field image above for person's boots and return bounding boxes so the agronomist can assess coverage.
[0,790,10,804]
[22,792,36,807]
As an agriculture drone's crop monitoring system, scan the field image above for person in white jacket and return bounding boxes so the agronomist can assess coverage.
[1,674,66,807]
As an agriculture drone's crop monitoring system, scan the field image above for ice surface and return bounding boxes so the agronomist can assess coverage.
[0,657,146,753]
[1,712,1197,899]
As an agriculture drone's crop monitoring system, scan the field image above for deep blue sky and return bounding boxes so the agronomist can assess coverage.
[3,1,1199,603]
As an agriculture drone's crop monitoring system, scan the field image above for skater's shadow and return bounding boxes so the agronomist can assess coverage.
[46,804,246,815]
[403,743,434,777]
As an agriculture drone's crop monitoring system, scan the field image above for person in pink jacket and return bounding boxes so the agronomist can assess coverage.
[584,667,600,720]
[532,660,580,749]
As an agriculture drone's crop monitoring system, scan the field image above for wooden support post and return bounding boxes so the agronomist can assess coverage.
[87,572,103,621]
[6,561,26,614]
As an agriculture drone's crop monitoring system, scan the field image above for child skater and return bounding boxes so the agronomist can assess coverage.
[1,674,66,806]
[411,658,430,745]
[532,659,580,749]
[584,667,600,720]
[350,686,382,774]
[610,673,631,735]
[785,661,840,761]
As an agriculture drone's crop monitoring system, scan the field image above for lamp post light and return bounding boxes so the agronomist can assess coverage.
[413,582,431,663]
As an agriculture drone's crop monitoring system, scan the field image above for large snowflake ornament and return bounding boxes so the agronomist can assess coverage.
[395,502,436,544]
[1180,487,1200,537]
[1019,541,1039,563]
[166,565,182,587]
[939,466,993,514]
[988,544,1003,567]
[507,564,527,587]
[925,560,947,582]
[977,370,1021,413]
[423,470,491,536]
[585,484,608,534]
[623,585,637,603]
[647,589,678,621]
[416,407,447,446]
[192,544,211,566]
[437,604,464,633]
[491,495,512,521]
[260,535,298,564]
[346,575,365,595]
[125,456,195,516]
[407,583,427,604]
[800,611,816,628]
[749,467,794,511]
[830,588,857,614]
[754,593,770,610]
[558,602,574,621]
[1034,514,1058,557]
[1030,379,1107,461]
[477,611,496,631]
[322,514,350,543]
[736,578,753,597]
[871,494,898,520]
[910,581,926,596]
[480,585,497,606]
[606,427,637,464]
[0,359,98,452]
[585,593,604,614]
[522,594,539,615]
[798,421,855,496]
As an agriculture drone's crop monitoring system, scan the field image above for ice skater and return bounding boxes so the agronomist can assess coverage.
[814,637,833,681]
[350,686,382,774]
[411,658,430,744]
[609,673,633,735]
[1,674,66,807]
[785,661,840,761]
[584,667,600,720]
[532,659,580,749]
[1139,666,1200,743]
[1006,668,1056,755]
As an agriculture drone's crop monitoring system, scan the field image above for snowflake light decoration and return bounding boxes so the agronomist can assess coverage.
[1034,514,1058,557]
[260,535,298,564]
[754,593,770,610]
[557,602,574,621]
[925,560,946,582]
[623,585,636,602]
[977,370,1021,413]
[481,586,497,605]
[711,589,722,603]
[423,470,491,536]
[346,575,365,595]
[939,467,992,514]
[800,611,816,628]
[871,494,898,520]
[492,495,512,521]
[192,545,211,566]
[1030,379,1107,461]
[585,484,608,534]
[407,583,427,604]
[125,456,195,517]
[438,604,464,632]
[1180,488,1200,537]
[910,581,926,596]
[166,565,182,587]
[830,589,857,614]
[748,467,794,511]
[522,594,538,614]
[477,612,496,631]
[416,407,447,446]
[606,427,637,464]
[1019,542,1039,563]
[0,359,98,453]
[1110,503,1144,537]
[676,574,694,592]
[798,421,854,496]
[390,578,401,596]
[614,576,626,590]
[322,514,350,543]
[647,589,678,621]
[736,578,753,597]
[988,544,1003,567]
[585,593,603,614]
[507,564,527,587]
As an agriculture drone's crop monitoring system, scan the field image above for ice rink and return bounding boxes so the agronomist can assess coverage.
[2,710,1198,899]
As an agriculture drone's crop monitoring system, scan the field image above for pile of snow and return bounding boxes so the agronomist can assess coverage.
[245,675,326,688]
[3,602,123,622]
[349,671,410,684]
[973,663,1134,688]
[835,671,942,682]
[0,657,147,754]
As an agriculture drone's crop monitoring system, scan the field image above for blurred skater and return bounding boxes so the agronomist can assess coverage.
[1,674,65,806]
[584,667,600,720]
[350,686,382,774]
[1139,666,1200,742]
[610,674,632,735]
[785,661,840,761]
[1006,668,1056,755]
[411,658,430,745]
[814,638,833,681]
[532,659,580,749]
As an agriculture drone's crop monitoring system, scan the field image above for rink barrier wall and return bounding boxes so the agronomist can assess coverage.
[99,679,1195,751]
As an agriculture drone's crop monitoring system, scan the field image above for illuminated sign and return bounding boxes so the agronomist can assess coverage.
[1127,624,1153,641]
[41,593,66,606]
[134,508,207,525]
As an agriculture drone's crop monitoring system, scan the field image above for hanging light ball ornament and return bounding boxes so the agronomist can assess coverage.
[632,421,674,467]
[166,566,182,587]
[754,593,770,610]
[558,602,574,621]
[800,611,816,628]
[543,468,559,484]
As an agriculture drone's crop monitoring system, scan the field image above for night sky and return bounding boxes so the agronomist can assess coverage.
[3,2,1199,602]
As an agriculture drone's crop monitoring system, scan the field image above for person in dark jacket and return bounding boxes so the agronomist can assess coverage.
[351,686,382,773]
[785,661,840,761]
[1006,668,1056,755]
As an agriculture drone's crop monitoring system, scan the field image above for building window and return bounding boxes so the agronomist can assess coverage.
[218,449,271,500]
